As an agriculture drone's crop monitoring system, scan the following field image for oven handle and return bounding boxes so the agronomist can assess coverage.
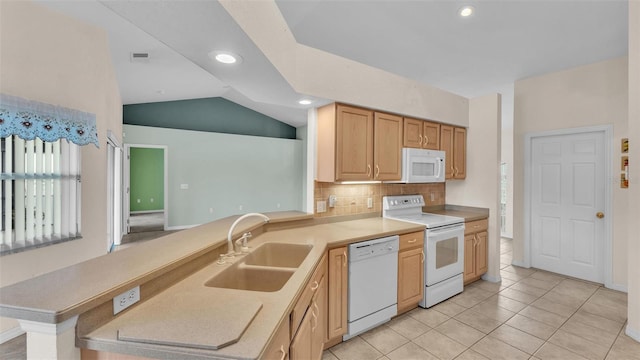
[427,223,465,235]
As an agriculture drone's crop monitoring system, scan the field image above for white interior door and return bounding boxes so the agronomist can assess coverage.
[531,130,606,283]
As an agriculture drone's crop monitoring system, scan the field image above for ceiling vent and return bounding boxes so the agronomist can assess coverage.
[130,52,150,63]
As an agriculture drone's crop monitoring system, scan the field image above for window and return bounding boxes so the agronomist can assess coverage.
[1,135,81,255]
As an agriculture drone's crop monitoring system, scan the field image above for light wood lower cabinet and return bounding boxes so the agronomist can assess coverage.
[463,219,488,284]
[397,232,424,314]
[263,319,290,360]
[290,253,327,360]
[326,247,348,344]
[290,275,326,360]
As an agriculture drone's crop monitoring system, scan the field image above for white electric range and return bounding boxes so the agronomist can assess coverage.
[383,195,465,307]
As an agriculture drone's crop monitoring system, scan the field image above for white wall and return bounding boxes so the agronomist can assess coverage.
[220,0,470,128]
[513,57,629,288]
[123,125,303,227]
[498,84,514,239]
[447,93,502,282]
[0,1,122,335]
[626,0,640,342]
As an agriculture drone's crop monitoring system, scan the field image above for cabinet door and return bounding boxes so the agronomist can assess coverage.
[373,112,403,181]
[403,118,423,148]
[311,276,327,360]
[290,310,312,360]
[453,127,466,179]
[336,105,374,181]
[440,125,455,179]
[463,234,476,283]
[422,121,441,150]
[263,319,290,360]
[327,247,348,340]
[397,247,424,312]
[476,231,488,276]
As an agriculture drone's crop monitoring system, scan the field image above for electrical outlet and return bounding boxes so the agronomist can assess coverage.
[367,197,373,208]
[113,286,140,315]
[328,195,337,208]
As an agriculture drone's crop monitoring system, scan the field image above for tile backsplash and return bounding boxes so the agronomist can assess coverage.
[314,182,445,217]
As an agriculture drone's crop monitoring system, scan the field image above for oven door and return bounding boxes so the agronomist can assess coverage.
[424,223,464,286]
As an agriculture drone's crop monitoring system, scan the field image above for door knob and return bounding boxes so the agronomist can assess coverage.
[596,212,605,219]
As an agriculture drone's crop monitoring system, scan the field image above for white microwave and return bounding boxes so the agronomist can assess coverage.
[389,148,446,183]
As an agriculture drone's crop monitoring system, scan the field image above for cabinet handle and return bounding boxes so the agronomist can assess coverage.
[375,165,380,178]
[343,251,347,266]
[418,134,423,145]
[451,166,455,176]
[421,250,425,263]
[408,238,417,243]
[278,345,286,360]
[367,164,372,177]
[311,306,318,331]
[310,280,319,291]
[424,134,429,146]
[474,234,478,247]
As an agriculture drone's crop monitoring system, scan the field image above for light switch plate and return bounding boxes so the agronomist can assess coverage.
[317,200,327,213]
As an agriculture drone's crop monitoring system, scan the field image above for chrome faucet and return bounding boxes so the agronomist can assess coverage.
[226,213,269,256]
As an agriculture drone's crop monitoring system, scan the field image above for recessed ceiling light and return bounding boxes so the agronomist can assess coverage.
[208,51,243,64]
[298,99,312,105]
[459,6,474,17]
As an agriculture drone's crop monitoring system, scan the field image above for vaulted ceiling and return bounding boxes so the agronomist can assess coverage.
[38,0,628,128]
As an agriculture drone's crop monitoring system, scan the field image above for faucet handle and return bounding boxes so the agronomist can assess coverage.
[239,232,252,253]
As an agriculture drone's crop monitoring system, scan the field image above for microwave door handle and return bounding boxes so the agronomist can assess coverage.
[437,158,444,178]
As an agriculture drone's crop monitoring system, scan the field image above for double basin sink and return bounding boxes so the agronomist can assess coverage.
[205,242,312,292]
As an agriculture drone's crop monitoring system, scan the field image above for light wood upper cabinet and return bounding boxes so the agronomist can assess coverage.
[317,104,402,182]
[453,127,466,179]
[423,122,441,150]
[440,125,466,179]
[335,105,374,181]
[327,247,348,341]
[373,112,403,181]
[403,118,440,150]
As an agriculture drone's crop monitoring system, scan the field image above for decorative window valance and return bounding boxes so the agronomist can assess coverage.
[0,94,99,148]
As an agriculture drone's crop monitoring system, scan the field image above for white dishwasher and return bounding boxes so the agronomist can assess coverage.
[344,235,399,340]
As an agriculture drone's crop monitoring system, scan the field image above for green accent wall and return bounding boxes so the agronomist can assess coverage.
[130,147,164,212]
[123,97,296,139]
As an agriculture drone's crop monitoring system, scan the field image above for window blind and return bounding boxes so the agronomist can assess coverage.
[1,135,81,255]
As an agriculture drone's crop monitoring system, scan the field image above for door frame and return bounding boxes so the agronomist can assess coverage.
[524,125,614,288]
[124,144,169,233]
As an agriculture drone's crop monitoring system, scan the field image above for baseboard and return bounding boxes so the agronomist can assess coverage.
[130,210,164,214]
[511,259,530,268]
[0,326,24,344]
[605,282,628,293]
[481,273,502,283]
[626,324,640,343]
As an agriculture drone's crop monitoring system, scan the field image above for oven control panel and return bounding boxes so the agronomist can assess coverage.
[382,195,425,210]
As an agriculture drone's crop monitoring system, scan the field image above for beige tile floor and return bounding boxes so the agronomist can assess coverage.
[323,238,639,360]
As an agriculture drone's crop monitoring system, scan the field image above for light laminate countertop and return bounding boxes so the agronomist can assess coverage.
[1,212,425,359]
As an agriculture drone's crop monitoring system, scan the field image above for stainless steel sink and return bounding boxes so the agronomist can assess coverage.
[204,266,295,292]
[243,243,312,268]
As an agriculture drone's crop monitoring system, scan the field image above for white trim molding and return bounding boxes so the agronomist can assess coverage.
[626,324,640,343]
[524,125,613,288]
[481,273,502,283]
[18,315,78,335]
[0,326,25,344]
